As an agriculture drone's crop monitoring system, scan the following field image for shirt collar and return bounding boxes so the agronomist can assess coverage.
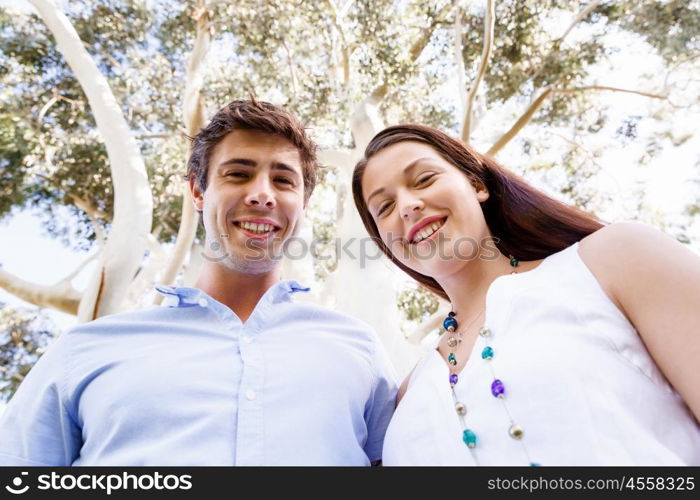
[155,280,310,309]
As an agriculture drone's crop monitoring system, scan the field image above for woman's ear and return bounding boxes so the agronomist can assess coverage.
[475,183,489,203]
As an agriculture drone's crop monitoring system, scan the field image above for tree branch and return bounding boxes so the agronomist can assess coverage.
[0,266,81,315]
[37,91,79,125]
[135,133,174,140]
[559,0,606,41]
[351,3,455,147]
[30,171,108,246]
[556,85,667,100]
[37,94,60,124]
[453,8,467,117]
[488,85,667,156]
[367,2,454,103]
[281,38,299,101]
[153,0,210,303]
[524,0,606,95]
[487,87,554,156]
[325,0,351,86]
[461,0,495,142]
[57,250,100,285]
[0,366,25,383]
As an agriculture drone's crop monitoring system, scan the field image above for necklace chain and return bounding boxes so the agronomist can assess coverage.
[441,256,540,466]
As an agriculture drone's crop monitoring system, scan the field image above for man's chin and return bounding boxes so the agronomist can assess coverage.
[218,251,282,275]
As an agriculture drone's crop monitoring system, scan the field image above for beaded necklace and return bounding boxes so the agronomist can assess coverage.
[441,256,540,466]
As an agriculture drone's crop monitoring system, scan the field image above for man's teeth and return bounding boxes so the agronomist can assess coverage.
[238,221,276,233]
[413,220,445,243]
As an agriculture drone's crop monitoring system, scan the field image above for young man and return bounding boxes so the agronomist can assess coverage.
[0,100,398,466]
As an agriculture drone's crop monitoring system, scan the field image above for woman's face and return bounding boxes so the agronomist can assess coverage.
[361,140,491,278]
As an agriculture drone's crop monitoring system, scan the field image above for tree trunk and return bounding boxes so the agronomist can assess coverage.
[323,98,422,378]
[29,0,153,322]
[153,2,211,301]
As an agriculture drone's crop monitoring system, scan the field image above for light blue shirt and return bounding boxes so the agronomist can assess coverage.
[0,280,398,466]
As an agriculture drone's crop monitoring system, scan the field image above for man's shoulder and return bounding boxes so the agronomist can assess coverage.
[289,301,378,337]
[63,306,179,338]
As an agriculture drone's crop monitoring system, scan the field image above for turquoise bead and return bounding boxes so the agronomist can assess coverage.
[462,429,477,448]
[481,346,494,360]
[448,352,457,366]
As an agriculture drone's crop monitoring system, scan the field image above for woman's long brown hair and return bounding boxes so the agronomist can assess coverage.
[352,124,605,301]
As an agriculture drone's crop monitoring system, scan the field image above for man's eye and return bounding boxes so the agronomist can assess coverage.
[227,172,248,178]
[275,177,294,185]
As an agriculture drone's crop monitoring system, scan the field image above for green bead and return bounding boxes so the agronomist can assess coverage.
[462,429,477,448]
[510,257,519,267]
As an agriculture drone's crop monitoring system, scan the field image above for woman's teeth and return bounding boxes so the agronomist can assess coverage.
[413,219,445,243]
[238,221,276,234]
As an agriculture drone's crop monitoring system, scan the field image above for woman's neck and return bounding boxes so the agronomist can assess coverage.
[437,251,544,318]
[438,252,513,318]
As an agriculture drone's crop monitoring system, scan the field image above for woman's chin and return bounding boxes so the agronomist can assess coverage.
[409,254,470,280]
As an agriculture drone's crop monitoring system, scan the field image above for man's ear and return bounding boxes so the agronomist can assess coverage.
[189,177,204,212]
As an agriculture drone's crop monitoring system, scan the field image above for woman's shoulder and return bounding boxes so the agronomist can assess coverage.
[580,221,664,252]
[577,222,682,311]
[578,221,677,271]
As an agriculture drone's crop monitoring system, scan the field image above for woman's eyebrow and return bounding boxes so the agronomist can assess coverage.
[366,157,434,203]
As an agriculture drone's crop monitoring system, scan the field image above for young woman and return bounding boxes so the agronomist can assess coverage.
[352,124,700,465]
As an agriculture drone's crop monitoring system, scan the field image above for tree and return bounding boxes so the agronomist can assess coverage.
[1,0,699,391]
[0,302,55,400]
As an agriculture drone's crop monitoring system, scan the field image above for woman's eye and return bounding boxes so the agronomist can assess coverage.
[417,173,436,185]
[377,201,392,216]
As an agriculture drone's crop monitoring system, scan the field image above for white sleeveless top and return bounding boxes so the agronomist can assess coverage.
[383,243,700,465]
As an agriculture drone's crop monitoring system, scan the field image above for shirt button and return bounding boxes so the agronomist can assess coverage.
[245,389,257,401]
[197,298,208,307]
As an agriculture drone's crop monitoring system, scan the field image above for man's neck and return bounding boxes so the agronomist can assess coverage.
[194,261,282,323]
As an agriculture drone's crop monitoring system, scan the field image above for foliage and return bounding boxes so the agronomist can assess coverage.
[0,302,56,401]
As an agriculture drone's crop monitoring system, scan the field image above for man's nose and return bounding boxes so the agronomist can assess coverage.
[244,176,276,208]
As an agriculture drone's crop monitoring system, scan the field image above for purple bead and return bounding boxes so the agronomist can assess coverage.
[449,373,459,385]
[491,379,505,398]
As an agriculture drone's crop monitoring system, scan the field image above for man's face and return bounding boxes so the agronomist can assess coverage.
[190,129,306,274]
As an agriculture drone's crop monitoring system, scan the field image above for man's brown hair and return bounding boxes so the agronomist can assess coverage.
[186,99,318,203]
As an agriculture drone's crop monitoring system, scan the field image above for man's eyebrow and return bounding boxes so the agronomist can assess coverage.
[271,162,301,177]
[366,157,433,205]
[217,159,300,177]
[218,158,257,168]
